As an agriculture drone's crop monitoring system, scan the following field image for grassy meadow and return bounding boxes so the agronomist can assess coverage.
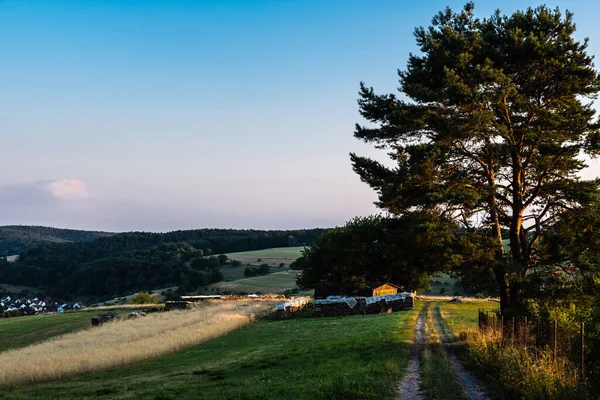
[0,302,423,400]
[0,309,99,352]
[0,301,275,388]
[225,247,304,260]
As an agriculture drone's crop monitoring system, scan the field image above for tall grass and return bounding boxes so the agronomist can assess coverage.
[459,327,587,399]
[0,300,275,387]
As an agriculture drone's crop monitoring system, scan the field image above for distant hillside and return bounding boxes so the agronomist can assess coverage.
[0,227,326,299]
[0,226,114,255]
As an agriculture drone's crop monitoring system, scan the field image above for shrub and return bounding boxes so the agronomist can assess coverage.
[231,260,241,267]
[278,263,285,268]
[258,264,270,274]
[474,293,486,299]
[439,288,446,295]
[129,292,159,304]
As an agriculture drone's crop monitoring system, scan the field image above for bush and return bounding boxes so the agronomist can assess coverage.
[279,263,285,268]
[231,260,241,267]
[258,264,270,274]
[474,293,486,299]
[190,257,209,270]
[439,288,446,295]
[218,254,228,265]
[129,292,159,304]
[257,258,262,262]
[244,267,257,277]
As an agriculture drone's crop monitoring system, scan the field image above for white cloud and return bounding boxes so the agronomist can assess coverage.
[47,179,89,199]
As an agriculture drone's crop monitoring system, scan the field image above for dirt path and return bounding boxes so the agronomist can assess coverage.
[432,307,488,400]
[396,308,426,400]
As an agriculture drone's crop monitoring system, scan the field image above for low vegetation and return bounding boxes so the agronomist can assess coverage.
[438,302,585,399]
[0,300,275,387]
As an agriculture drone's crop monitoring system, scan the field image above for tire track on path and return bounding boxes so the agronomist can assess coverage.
[396,304,428,400]
[432,305,488,400]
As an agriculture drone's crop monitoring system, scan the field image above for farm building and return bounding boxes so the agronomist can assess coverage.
[372,282,402,296]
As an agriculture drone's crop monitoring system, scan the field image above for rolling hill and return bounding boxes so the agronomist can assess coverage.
[0,225,113,255]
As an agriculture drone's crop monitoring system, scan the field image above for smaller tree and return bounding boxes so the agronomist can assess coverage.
[218,254,228,265]
[258,264,270,274]
[207,256,220,268]
[231,260,241,267]
[129,292,158,304]
[190,257,209,270]
[209,268,224,283]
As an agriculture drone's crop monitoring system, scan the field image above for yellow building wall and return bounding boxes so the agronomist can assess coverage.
[372,284,398,296]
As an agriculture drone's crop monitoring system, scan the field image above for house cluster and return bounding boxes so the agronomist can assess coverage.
[1,296,85,315]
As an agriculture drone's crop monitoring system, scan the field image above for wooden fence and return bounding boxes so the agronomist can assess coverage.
[478,309,586,382]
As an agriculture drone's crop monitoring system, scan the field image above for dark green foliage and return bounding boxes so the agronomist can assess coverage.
[230,260,241,267]
[0,225,112,255]
[217,254,228,265]
[189,257,209,270]
[297,215,458,297]
[243,264,271,278]
[258,264,270,274]
[289,257,305,270]
[351,3,600,313]
[0,228,324,298]
[129,292,159,304]
[207,256,220,268]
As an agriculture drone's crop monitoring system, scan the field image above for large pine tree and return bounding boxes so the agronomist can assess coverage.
[351,3,600,313]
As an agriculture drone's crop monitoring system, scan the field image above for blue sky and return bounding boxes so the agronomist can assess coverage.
[1,0,600,231]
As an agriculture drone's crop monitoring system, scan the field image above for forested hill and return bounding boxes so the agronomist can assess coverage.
[0,228,325,300]
[0,226,113,255]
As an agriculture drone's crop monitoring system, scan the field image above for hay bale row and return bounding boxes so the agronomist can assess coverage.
[315,294,414,317]
[274,297,310,319]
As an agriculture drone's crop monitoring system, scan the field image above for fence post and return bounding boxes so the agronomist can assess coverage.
[580,322,585,384]
[536,318,540,348]
[523,316,527,349]
[553,320,558,364]
[512,317,515,345]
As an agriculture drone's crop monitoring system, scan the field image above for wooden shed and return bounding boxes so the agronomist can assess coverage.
[372,282,402,296]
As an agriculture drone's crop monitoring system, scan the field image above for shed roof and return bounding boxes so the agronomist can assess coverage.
[372,282,402,289]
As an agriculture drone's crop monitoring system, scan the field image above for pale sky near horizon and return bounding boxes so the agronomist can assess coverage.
[2,0,600,232]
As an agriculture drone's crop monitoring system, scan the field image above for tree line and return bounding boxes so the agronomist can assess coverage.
[0,228,324,300]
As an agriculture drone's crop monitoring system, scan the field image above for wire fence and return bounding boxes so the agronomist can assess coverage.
[478,309,586,382]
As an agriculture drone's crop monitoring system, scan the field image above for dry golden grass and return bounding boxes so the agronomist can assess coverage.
[0,300,276,387]
[87,303,165,311]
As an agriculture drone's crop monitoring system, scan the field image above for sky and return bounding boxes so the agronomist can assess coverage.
[2,0,600,232]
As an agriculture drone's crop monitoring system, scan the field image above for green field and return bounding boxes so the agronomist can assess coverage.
[206,270,311,295]
[1,304,422,400]
[226,247,304,260]
[438,300,499,336]
[219,265,289,282]
[0,307,155,353]
[428,273,464,295]
[0,311,95,352]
